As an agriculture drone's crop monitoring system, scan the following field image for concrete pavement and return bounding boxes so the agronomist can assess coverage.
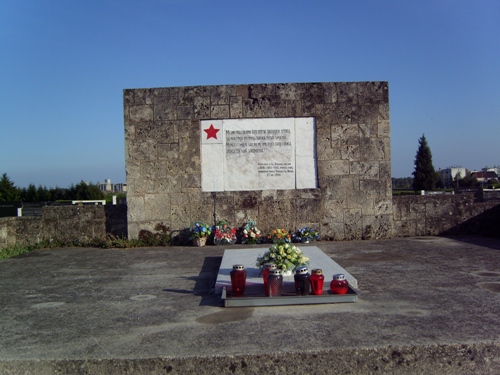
[1,236,500,374]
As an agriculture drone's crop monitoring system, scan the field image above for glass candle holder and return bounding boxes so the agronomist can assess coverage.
[330,273,349,294]
[230,264,247,297]
[262,263,277,296]
[310,268,325,295]
[267,269,283,297]
[294,266,310,296]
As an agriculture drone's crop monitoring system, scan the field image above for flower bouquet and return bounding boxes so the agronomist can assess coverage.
[241,219,262,244]
[256,243,310,275]
[189,221,212,246]
[213,220,237,245]
[292,227,320,243]
[267,228,291,243]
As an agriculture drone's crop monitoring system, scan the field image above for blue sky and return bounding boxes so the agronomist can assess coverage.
[1,0,499,188]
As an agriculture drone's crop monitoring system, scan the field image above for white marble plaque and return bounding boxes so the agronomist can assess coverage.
[201,118,317,192]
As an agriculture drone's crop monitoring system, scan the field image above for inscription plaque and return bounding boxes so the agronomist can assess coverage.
[201,118,317,192]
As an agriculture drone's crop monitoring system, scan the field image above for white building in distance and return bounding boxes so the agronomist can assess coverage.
[439,167,467,187]
[97,179,127,193]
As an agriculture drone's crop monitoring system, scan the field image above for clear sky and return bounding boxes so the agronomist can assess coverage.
[1,0,499,188]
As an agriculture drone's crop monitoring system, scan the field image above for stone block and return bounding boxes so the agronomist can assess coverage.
[322,82,338,104]
[346,189,374,210]
[344,208,362,240]
[359,121,377,138]
[335,82,358,104]
[155,96,181,121]
[302,83,325,113]
[134,139,158,161]
[234,192,260,209]
[193,96,210,119]
[170,193,189,206]
[229,96,242,118]
[316,125,340,161]
[258,200,296,234]
[176,120,196,139]
[350,161,379,179]
[124,123,135,140]
[134,176,155,195]
[170,205,191,230]
[358,82,388,104]
[145,194,170,221]
[248,84,276,99]
[322,175,358,197]
[129,105,154,124]
[181,174,201,189]
[210,85,236,105]
[141,160,167,180]
[276,83,305,101]
[177,105,193,120]
[127,196,145,223]
[374,197,392,215]
[352,103,379,124]
[341,143,360,161]
[318,160,350,176]
[154,121,179,143]
[234,210,259,226]
[157,143,179,160]
[294,199,323,223]
[359,138,390,162]
[362,214,393,240]
[331,123,359,146]
[320,221,345,240]
[156,176,181,194]
[323,201,347,221]
[178,138,200,174]
[210,105,230,119]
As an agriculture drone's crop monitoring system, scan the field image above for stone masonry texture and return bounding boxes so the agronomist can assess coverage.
[0,197,498,248]
[0,205,127,248]
[123,82,392,240]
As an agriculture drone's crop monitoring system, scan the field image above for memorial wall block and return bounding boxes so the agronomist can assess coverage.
[124,82,392,240]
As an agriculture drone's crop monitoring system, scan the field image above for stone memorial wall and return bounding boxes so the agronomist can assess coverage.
[124,82,392,240]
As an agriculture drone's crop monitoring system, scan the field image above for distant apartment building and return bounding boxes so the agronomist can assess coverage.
[482,166,500,176]
[471,169,499,183]
[97,179,127,193]
[439,167,467,187]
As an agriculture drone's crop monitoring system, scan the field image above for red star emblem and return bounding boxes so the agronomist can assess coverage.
[204,124,220,140]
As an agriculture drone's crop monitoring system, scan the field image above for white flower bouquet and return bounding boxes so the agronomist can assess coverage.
[256,242,309,273]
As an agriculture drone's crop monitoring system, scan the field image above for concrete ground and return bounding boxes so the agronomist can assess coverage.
[1,235,500,374]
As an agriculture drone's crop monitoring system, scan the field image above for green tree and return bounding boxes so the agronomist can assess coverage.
[36,185,50,201]
[392,177,414,189]
[458,172,479,188]
[0,173,21,201]
[49,187,66,201]
[74,181,105,200]
[412,134,437,191]
[22,183,38,202]
[453,171,463,187]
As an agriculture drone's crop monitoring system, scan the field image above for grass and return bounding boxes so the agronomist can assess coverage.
[0,234,168,260]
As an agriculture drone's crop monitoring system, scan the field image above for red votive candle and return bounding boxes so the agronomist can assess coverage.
[230,264,247,297]
[267,269,283,297]
[262,264,277,296]
[330,273,349,294]
[310,268,325,295]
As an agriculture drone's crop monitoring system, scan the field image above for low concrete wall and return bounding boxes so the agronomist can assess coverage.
[392,195,500,238]
[1,196,499,248]
[0,205,127,248]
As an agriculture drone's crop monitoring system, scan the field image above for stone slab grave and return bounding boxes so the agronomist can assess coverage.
[216,246,358,307]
